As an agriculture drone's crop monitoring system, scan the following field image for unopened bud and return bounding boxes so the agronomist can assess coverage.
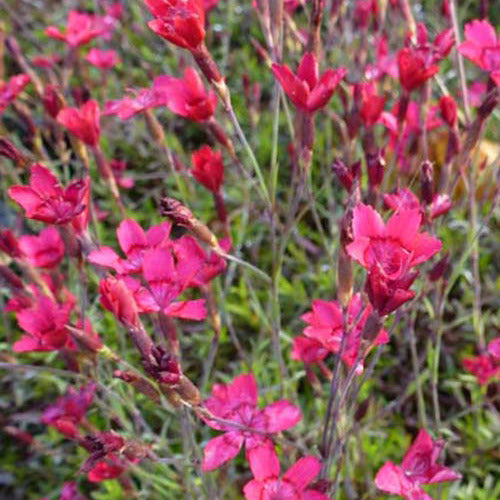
[0,137,29,167]
[366,148,385,188]
[420,160,434,205]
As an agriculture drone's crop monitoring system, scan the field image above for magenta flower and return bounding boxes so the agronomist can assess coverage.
[463,337,500,385]
[45,11,107,48]
[384,189,452,221]
[8,164,90,225]
[201,373,301,471]
[191,145,224,193]
[56,99,101,147]
[243,446,329,500]
[13,293,73,352]
[42,384,96,438]
[85,48,121,70]
[293,293,388,373]
[459,20,500,87]
[272,52,347,114]
[18,226,65,268]
[375,429,461,500]
[346,203,442,280]
[153,68,217,121]
[0,74,31,114]
[103,85,168,119]
[60,482,89,500]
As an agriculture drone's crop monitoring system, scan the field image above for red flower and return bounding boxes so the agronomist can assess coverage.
[144,0,205,50]
[154,68,217,121]
[439,95,458,128]
[18,226,65,268]
[45,11,107,47]
[13,294,73,352]
[104,86,167,119]
[459,20,500,87]
[272,52,347,114]
[56,99,100,147]
[375,429,461,500]
[346,203,442,280]
[0,74,31,114]
[8,164,90,225]
[85,48,121,70]
[99,276,140,327]
[463,337,500,385]
[398,47,439,92]
[359,82,386,127]
[87,456,127,482]
[191,145,224,193]
[293,293,388,372]
[243,447,329,500]
[201,373,301,471]
[42,384,96,438]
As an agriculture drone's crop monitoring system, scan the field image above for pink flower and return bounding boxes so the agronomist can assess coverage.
[463,337,500,385]
[346,203,442,280]
[243,446,329,500]
[375,429,461,500]
[201,373,301,471]
[45,11,107,47]
[359,82,386,127]
[293,293,388,372]
[384,189,452,220]
[144,0,206,50]
[459,20,500,87]
[18,226,65,268]
[191,145,224,193]
[8,164,90,225]
[85,48,121,70]
[0,74,31,114]
[56,99,100,147]
[153,68,217,121]
[99,276,140,327]
[104,86,167,119]
[110,159,135,189]
[42,384,96,438]
[13,294,73,352]
[88,218,172,274]
[272,52,347,114]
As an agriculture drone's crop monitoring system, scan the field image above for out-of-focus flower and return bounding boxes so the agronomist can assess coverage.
[398,47,439,92]
[272,52,347,114]
[439,95,458,128]
[13,294,73,352]
[8,164,90,225]
[144,0,205,50]
[104,85,167,119]
[85,48,121,70]
[60,482,89,500]
[359,82,386,127]
[18,226,65,268]
[459,20,500,87]
[375,429,461,499]
[56,99,100,147]
[201,373,301,471]
[154,68,217,121]
[191,145,224,193]
[32,54,63,68]
[45,11,108,47]
[243,446,329,500]
[463,337,500,385]
[42,85,65,119]
[0,229,22,258]
[0,74,31,114]
[42,384,96,438]
[293,293,388,372]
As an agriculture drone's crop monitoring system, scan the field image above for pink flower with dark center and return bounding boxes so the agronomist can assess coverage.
[18,226,65,268]
[42,384,96,438]
[459,20,500,87]
[13,294,73,352]
[88,218,172,274]
[56,99,100,147]
[191,145,224,193]
[85,48,121,70]
[272,52,347,114]
[8,164,90,225]
[346,203,442,280]
[463,337,500,385]
[375,429,461,500]
[45,11,108,48]
[153,68,217,121]
[243,446,330,500]
[201,373,301,471]
[293,293,388,372]
[123,247,207,320]
[144,0,206,50]
[0,74,31,114]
